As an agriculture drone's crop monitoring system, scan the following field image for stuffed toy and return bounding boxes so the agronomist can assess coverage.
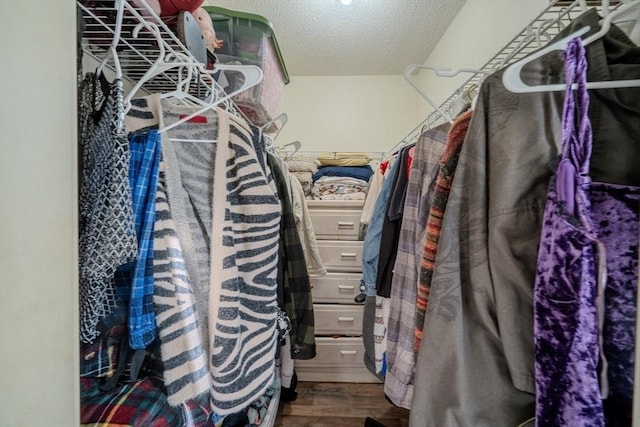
[191,7,224,52]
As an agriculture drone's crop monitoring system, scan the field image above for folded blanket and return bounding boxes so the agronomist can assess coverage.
[313,165,374,182]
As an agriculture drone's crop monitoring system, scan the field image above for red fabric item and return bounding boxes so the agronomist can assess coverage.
[406,146,415,177]
[158,0,203,16]
[380,160,389,175]
[178,114,208,123]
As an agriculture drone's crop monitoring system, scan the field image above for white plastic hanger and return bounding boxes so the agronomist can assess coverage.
[96,0,124,80]
[262,112,288,139]
[277,140,301,159]
[578,0,589,13]
[123,21,195,113]
[160,52,212,107]
[158,63,263,134]
[404,64,489,124]
[502,0,640,93]
[613,0,640,44]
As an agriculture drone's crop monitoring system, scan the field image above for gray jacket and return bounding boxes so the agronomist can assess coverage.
[410,9,640,427]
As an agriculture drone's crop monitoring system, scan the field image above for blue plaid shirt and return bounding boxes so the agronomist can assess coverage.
[125,130,161,349]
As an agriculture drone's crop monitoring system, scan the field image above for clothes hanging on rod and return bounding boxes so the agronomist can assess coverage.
[78,71,137,346]
[357,1,640,425]
[77,1,299,425]
[407,9,640,426]
[380,122,449,409]
[413,109,473,357]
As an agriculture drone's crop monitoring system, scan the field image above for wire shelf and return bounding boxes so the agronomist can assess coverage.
[393,0,623,155]
[78,0,215,100]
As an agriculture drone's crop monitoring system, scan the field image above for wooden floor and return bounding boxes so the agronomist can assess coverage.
[275,382,410,427]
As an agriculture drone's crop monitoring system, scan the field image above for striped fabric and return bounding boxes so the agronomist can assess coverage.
[153,160,211,407]
[208,108,281,415]
[159,97,219,364]
[415,110,473,353]
[383,123,449,408]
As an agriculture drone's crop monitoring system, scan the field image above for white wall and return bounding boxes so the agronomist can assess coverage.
[0,1,79,426]
[278,75,419,153]
[415,0,548,119]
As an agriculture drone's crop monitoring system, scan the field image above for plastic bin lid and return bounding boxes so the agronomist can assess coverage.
[204,6,290,84]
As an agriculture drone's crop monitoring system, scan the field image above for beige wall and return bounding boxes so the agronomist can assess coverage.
[415,0,548,119]
[278,75,419,153]
[280,0,550,153]
[0,1,79,426]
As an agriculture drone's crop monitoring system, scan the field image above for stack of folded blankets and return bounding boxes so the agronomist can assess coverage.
[284,158,318,198]
[311,152,374,200]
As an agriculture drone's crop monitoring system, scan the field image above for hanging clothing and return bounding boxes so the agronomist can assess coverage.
[288,173,327,276]
[267,152,316,360]
[360,163,385,228]
[596,182,640,426]
[534,37,604,427]
[414,109,473,354]
[372,145,414,375]
[207,108,282,415]
[133,95,281,415]
[384,123,449,409]
[145,96,219,359]
[79,72,137,344]
[360,158,399,377]
[123,131,162,349]
[410,9,640,426]
[271,154,326,276]
[152,158,210,408]
[535,37,640,427]
[360,158,399,297]
[376,144,413,298]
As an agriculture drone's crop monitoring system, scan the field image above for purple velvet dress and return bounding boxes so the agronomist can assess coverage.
[534,38,639,427]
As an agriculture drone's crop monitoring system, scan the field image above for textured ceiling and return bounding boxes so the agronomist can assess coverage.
[204,0,467,76]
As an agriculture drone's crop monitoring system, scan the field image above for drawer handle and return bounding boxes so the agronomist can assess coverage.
[338,317,355,322]
[340,350,358,356]
[340,253,358,259]
[337,221,355,229]
[338,285,355,291]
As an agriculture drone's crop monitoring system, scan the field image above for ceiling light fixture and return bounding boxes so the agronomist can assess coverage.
[341,0,352,5]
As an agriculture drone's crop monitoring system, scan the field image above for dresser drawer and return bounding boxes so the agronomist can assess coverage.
[314,304,364,336]
[295,337,380,383]
[311,272,361,304]
[317,240,363,272]
[309,209,362,241]
[296,337,366,368]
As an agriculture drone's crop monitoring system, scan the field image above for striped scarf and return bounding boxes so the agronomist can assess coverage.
[415,110,473,355]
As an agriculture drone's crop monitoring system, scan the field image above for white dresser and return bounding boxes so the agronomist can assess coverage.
[295,200,380,383]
